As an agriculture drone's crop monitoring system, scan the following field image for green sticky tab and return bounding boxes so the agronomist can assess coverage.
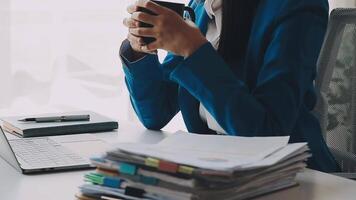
[85,177,101,185]
[145,157,159,168]
[140,175,158,185]
[91,172,104,178]
[85,173,104,185]
[178,165,194,175]
[119,162,137,175]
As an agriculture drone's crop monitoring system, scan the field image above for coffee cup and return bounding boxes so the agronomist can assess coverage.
[137,0,196,44]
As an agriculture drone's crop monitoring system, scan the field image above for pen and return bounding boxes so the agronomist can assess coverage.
[18,114,90,123]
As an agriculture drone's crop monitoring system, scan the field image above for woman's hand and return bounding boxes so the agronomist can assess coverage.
[123,0,208,58]
[123,1,157,56]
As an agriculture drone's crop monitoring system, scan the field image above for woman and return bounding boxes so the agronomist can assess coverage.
[120,0,339,172]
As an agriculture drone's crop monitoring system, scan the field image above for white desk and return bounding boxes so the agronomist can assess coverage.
[0,121,355,200]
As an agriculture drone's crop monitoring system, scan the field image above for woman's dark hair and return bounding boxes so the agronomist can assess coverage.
[218,0,260,63]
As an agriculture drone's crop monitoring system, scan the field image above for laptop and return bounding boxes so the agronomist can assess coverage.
[0,126,103,174]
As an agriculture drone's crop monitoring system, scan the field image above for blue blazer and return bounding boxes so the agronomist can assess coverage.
[120,0,339,172]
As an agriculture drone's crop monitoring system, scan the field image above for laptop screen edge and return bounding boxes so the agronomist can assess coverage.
[0,126,24,173]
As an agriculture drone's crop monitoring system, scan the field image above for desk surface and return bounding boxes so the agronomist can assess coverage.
[0,121,355,200]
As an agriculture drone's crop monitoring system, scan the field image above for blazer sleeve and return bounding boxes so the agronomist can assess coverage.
[119,0,199,130]
[120,40,183,130]
[169,5,328,136]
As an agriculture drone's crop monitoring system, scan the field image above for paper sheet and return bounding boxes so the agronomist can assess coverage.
[115,131,290,171]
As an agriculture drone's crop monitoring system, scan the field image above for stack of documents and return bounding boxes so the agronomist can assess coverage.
[76,131,310,200]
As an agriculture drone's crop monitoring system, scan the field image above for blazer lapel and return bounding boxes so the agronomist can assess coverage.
[195,4,210,36]
[177,3,215,134]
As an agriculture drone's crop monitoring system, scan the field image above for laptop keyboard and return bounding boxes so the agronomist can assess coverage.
[9,138,88,168]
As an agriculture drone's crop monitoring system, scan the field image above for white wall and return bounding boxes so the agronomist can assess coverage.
[330,0,356,10]
[0,0,188,132]
[0,0,11,106]
[0,1,129,120]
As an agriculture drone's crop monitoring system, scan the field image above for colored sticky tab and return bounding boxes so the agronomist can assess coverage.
[145,157,159,168]
[85,173,104,185]
[158,161,178,173]
[125,186,145,198]
[119,162,137,175]
[96,168,119,177]
[178,165,194,175]
[140,175,158,185]
[103,177,122,188]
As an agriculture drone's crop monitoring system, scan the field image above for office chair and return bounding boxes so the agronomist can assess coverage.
[314,8,356,179]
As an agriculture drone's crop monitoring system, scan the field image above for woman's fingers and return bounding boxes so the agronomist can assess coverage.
[123,18,140,28]
[142,41,160,52]
[143,49,158,55]
[129,27,155,37]
[127,34,145,53]
[134,0,167,15]
[127,4,138,14]
[127,33,145,46]
[127,33,157,54]
[131,11,157,25]
[125,1,161,55]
